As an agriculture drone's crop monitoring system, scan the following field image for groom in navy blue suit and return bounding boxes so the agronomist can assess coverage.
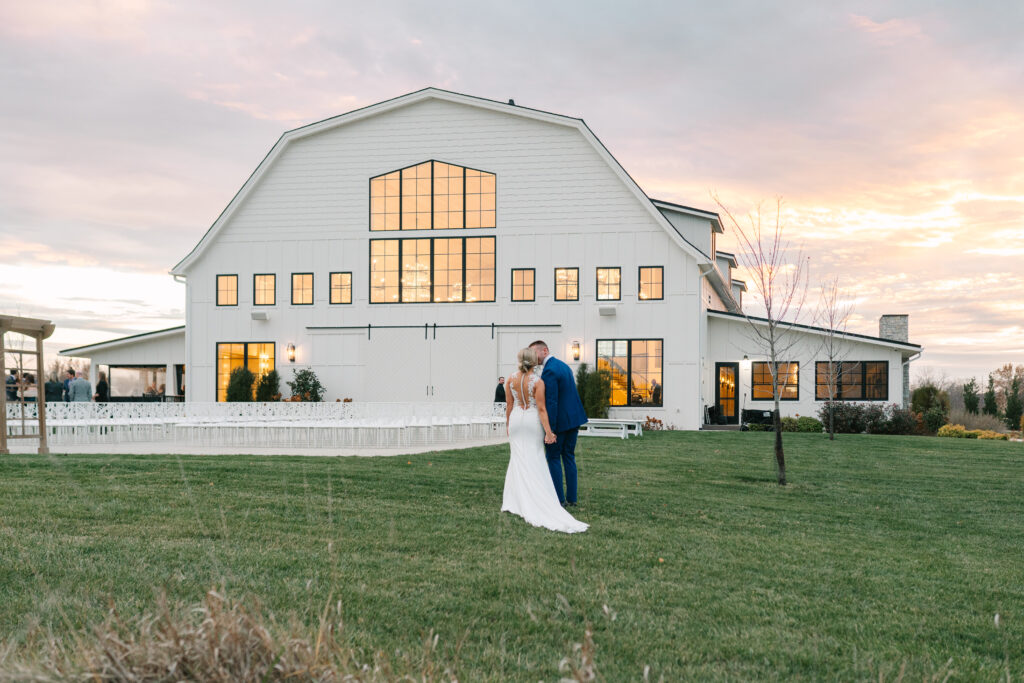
[530,340,588,506]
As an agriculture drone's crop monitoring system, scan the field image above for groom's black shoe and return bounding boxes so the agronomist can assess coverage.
[567,501,578,507]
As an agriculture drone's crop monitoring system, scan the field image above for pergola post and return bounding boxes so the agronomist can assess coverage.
[0,315,56,456]
[36,334,49,454]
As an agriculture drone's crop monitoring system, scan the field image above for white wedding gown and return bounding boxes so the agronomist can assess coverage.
[501,371,588,534]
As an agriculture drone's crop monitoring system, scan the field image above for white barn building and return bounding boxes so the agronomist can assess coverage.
[66,88,922,428]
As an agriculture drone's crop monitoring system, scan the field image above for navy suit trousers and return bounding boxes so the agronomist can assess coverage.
[545,427,579,504]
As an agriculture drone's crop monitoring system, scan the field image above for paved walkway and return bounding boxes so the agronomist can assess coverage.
[5,436,509,457]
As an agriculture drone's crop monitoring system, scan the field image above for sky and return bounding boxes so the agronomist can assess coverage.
[1,0,1021,382]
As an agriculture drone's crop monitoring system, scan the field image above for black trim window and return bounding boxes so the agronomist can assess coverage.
[330,272,352,304]
[554,268,579,301]
[639,266,663,300]
[511,268,535,302]
[597,339,663,407]
[369,237,495,303]
[216,342,275,402]
[254,274,275,306]
[751,361,799,401]
[291,273,313,305]
[370,160,495,231]
[216,275,237,306]
[816,361,888,401]
[596,267,621,301]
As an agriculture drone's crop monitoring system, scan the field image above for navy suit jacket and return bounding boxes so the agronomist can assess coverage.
[541,356,588,433]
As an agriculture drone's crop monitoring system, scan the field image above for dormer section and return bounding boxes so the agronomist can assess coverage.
[731,279,746,312]
[650,199,723,259]
[715,251,737,289]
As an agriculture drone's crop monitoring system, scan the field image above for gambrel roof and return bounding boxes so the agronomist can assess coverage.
[170,88,725,288]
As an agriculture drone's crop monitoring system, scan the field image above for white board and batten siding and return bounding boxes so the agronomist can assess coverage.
[181,96,710,426]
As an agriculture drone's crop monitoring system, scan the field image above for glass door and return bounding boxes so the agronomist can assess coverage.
[715,362,739,425]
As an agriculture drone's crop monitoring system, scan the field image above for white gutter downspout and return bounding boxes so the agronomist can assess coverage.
[903,351,922,407]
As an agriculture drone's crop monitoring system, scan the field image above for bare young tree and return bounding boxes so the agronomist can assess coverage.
[714,196,809,486]
[814,276,853,440]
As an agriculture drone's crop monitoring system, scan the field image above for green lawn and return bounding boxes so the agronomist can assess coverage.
[1,432,1022,680]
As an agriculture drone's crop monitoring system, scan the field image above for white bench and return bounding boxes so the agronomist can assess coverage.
[578,419,644,439]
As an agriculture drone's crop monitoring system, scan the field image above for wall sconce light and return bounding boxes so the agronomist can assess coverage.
[287,343,296,363]
[741,354,751,371]
[571,341,581,362]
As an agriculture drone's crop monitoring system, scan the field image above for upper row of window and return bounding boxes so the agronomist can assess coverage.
[217,273,351,306]
[217,264,665,305]
[370,161,496,231]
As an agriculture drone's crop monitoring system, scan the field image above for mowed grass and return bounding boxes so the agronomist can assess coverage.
[1,432,1022,680]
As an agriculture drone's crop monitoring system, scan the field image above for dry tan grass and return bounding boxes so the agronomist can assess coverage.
[0,590,463,682]
[947,408,1006,432]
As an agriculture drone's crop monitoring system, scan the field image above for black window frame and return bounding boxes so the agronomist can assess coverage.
[750,361,800,401]
[329,271,352,305]
[554,267,580,302]
[511,268,535,302]
[216,274,238,307]
[253,273,276,306]
[367,236,496,304]
[596,338,664,408]
[368,159,497,232]
[291,272,314,306]
[595,266,621,301]
[638,265,664,301]
[215,341,276,403]
[815,360,889,401]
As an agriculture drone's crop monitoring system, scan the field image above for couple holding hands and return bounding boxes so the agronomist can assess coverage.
[501,340,588,534]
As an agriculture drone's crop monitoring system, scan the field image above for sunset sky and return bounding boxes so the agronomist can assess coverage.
[1,1,1021,382]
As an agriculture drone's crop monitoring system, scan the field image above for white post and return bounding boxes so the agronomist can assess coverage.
[165,363,176,397]
[89,362,98,396]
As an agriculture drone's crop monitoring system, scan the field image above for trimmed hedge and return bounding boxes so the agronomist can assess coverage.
[816,402,921,435]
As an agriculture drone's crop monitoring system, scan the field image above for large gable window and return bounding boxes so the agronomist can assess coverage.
[370,161,495,231]
[370,237,495,303]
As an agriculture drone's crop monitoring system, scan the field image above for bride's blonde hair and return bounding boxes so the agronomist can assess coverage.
[517,347,539,373]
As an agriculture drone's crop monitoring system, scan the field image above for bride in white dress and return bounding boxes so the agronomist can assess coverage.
[501,347,588,534]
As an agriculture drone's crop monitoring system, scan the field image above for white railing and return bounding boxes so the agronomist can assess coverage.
[4,402,508,450]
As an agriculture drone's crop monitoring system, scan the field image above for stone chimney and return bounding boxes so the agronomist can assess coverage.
[879,314,911,406]
[878,314,909,343]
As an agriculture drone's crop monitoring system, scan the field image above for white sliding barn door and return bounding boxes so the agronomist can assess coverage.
[361,328,431,401]
[428,327,497,402]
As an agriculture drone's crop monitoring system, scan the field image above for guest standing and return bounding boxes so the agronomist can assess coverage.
[68,372,92,402]
[44,375,64,403]
[94,372,110,402]
[494,376,506,403]
[63,369,75,402]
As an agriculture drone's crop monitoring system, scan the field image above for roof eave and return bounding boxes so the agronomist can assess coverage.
[706,310,923,352]
[59,326,186,357]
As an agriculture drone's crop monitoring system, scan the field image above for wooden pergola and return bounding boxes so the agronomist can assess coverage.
[1,314,56,455]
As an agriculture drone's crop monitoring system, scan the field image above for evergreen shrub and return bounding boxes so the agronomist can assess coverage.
[575,363,611,419]
[287,368,326,402]
[254,370,281,402]
[225,367,255,402]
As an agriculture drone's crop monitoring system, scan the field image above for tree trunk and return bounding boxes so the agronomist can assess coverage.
[829,401,835,441]
[773,407,786,485]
